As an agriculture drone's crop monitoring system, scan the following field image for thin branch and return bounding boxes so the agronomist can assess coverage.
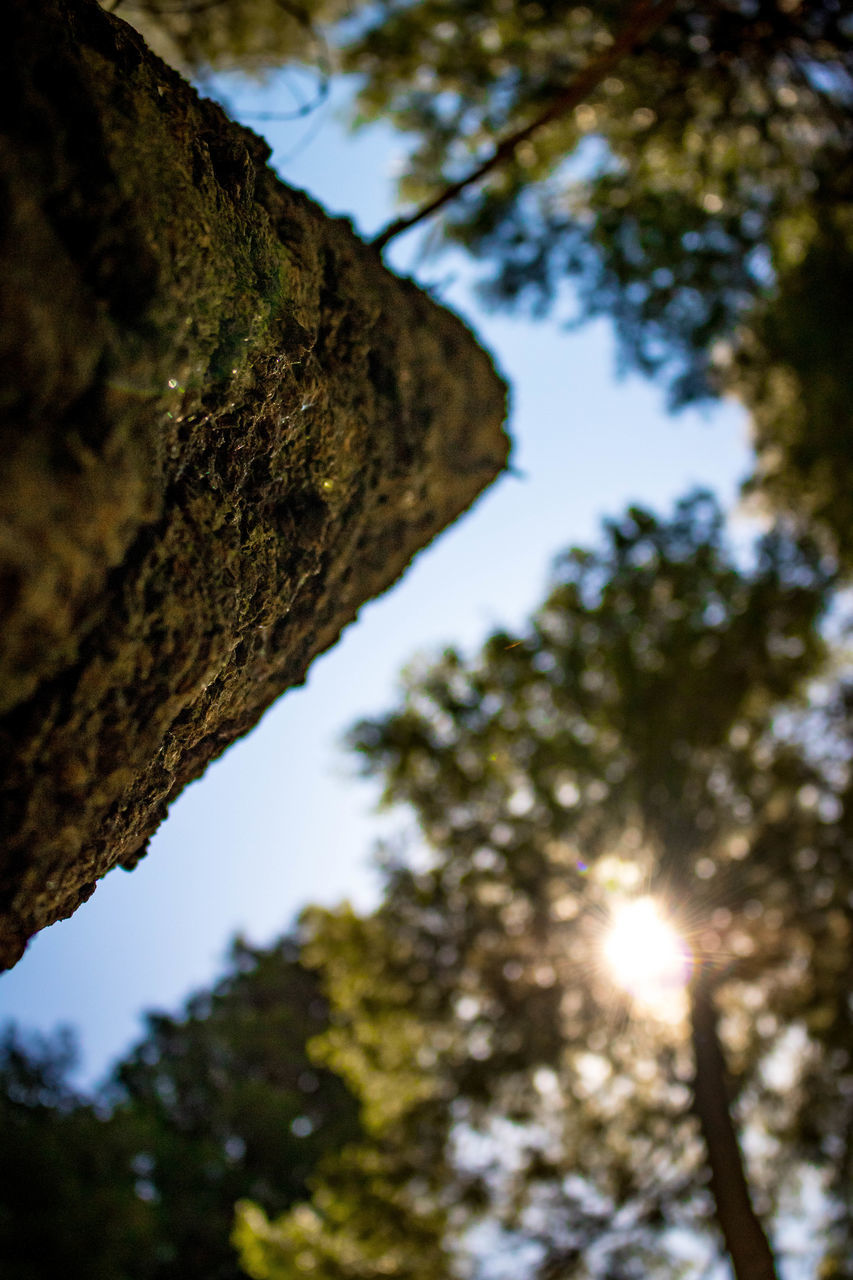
[228,71,330,122]
[372,0,681,252]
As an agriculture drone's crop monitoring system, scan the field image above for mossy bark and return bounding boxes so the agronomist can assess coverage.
[0,0,509,968]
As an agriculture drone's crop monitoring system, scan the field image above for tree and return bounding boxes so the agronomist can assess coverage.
[0,0,507,967]
[0,935,362,1278]
[235,492,853,1278]
[348,0,853,560]
[111,934,364,1280]
[732,198,853,565]
[112,0,853,560]
[0,1025,154,1280]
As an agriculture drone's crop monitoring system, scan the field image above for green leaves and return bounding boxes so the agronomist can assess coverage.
[239,493,852,1278]
[301,907,442,1134]
[235,1143,452,1280]
[733,198,853,560]
[350,1,851,355]
[344,0,853,552]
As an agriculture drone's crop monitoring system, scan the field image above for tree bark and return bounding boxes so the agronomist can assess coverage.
[0,0,508,968]
[689,969,779,1280]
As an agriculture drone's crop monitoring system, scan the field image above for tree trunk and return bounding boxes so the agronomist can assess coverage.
[0,0,508,968]
[689,969,779,1280]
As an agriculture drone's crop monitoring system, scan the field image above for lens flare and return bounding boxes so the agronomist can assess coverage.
[603,896,691,1019]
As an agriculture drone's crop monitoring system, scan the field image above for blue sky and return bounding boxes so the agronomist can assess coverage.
[0,72,752,1086]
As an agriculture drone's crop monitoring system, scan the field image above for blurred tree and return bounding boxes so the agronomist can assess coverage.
[0,935,361,1279]
[0,1025,154,1280]
[732,195,853,564]
[348,0,853,560]
[111,934,363,1279]
[235,493,853,1279]
[101,0,348,79]
[108,0,853,561]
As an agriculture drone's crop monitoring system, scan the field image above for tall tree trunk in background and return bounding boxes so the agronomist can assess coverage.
[0,0,508,969]
[690,969,780,1280]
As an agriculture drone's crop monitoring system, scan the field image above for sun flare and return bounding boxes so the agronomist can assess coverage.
[603,896,691,1019]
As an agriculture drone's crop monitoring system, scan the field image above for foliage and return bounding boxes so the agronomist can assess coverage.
[236,493,853,1278]
[341,1,852,388]
[0,935,361,1279]
[235,906,457,1280]
[102,0,349,79]
[0,1025,154,1280]
[731,186,853,562]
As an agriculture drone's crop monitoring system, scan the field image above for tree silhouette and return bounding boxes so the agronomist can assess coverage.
[236,492,853,1279]
[0,936,361,1279]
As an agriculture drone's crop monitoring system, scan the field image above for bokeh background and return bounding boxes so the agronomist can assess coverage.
[0,72,750,1086]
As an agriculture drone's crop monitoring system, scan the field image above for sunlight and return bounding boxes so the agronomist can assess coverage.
[603,896,692,1021]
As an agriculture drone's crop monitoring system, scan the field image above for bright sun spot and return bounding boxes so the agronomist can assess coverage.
[603,896,692,1020]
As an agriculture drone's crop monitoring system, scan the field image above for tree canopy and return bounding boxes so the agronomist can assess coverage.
[0,936,361,1280]
[107,0,853,561]
[234,493,853,1279]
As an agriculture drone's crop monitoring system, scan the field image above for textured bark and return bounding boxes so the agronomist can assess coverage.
[690,971,779,1280]
[0,0,509,968]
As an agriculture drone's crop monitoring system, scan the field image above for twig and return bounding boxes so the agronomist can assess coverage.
[372,0,681,252]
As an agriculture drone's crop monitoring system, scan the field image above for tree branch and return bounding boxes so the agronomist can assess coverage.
[372,0,680,252]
